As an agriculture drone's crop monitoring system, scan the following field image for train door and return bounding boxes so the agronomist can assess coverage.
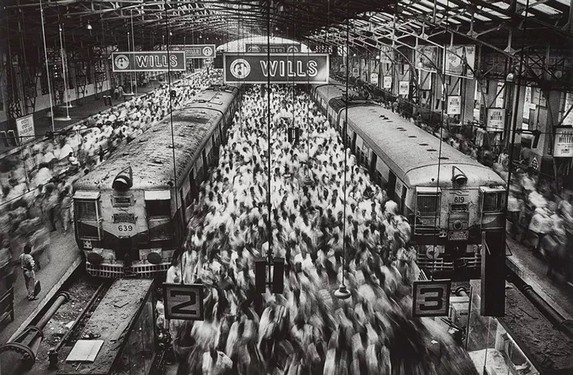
[189,169,197,203]
[387,171,397,199]
[179,189,186,225]
[202,150,208,179]
[351,132,357,153]
[369,154,378,183]
[400,186,407,214]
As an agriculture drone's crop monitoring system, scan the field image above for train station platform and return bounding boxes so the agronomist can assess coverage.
[0,81,162,156]
[0,231,81,345]
[505,236,573,321]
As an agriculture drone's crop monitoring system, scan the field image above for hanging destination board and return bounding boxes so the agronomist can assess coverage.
[223,53,329,84]
[169,44,216,59]
[246,44,301,53]
[112,51,186,72]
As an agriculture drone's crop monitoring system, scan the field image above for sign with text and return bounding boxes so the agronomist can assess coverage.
[399,80,409,96]
[445,45,476,78]
[112,51,186,72]
[383,76,392,89]
[246,44,300,53]
[370,72,379,85]
[554,127,573,157]
[413,280,451,317]
[447,95,461,115]
[169,44,216,59]
[15,114,35,139]
[163,283,204,320]
[486,108,505,132]
[223,53,329,84]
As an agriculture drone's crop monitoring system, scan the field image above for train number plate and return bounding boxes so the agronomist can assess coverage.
[117,223,135,233]
[448,230,469,241]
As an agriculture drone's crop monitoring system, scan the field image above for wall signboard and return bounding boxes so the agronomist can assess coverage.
[399,80,409,96]
[554,127,573,158]
[15,114,35,139]
[383,76,392,89]
[486,108,505,132]
[447,95,461,115]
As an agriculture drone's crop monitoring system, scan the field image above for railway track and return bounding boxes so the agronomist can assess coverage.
[19,269,112,373]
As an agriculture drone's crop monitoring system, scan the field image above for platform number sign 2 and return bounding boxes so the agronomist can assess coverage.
[163,283,204,320]
[412,280,451,317]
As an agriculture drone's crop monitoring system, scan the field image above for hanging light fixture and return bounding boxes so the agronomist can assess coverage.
[86,21,92,30]
[334,4,352,301]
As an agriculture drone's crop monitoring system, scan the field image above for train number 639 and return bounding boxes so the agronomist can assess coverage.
[117,224,134,232]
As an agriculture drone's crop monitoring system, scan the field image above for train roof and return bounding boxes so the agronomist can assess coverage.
[74,86,237,191]
[346,105,505,188]
[314,81,357,102]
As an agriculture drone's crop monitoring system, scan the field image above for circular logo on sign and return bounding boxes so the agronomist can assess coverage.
[114,54,130,70]
[230,59,251,79]
[286,45,299,53]
[202,46,214,57]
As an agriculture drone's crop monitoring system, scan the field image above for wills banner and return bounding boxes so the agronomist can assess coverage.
[223,54,329,84]
[169,44,216,59]
[112,51,186,72]
[245,44,300,53]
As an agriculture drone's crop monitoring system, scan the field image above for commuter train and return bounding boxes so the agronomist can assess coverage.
[312,81,506,277]
[73,86,239,277]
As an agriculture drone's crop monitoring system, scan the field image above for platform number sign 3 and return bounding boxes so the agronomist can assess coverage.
[163,283,204,321]
[412,280,451,317]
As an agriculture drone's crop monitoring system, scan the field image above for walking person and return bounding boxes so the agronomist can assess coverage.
[59,186,72,232]
[20,243,37,301]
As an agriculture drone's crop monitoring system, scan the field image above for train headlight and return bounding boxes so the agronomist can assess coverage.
[452,166,468,186]
[453,220,463,230]
[113,166,133,191]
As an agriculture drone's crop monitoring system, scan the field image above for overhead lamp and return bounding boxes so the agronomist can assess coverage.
[86,22,92,30]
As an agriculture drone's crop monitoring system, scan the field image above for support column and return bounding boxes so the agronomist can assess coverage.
[461,78,476,124]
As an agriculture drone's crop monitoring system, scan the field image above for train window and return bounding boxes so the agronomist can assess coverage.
[416,187,441,215]
[144,191,171,218]
[418,195,439,213]
[75,200,98,221]
[146,200,170,218]
[480,187,506,213]
[482,192,504,212]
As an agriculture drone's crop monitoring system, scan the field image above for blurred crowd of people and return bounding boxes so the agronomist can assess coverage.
[0,69,223,291]
[160,85,478,375]
[507,168,573,284]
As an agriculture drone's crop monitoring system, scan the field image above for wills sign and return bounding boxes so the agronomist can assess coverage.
[112,51,186,72]
[223,54,329,84]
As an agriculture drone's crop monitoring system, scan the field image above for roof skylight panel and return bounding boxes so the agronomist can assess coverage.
[473,13,492,21]
[491,1,510,10]
[533,3,561,15]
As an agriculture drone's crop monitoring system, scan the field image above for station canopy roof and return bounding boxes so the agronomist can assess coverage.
[2,0,572,59]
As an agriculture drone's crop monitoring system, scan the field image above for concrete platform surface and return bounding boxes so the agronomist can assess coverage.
[0,231,81,345]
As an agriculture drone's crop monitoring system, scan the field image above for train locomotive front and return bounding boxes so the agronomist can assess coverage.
[73,87,238,277]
